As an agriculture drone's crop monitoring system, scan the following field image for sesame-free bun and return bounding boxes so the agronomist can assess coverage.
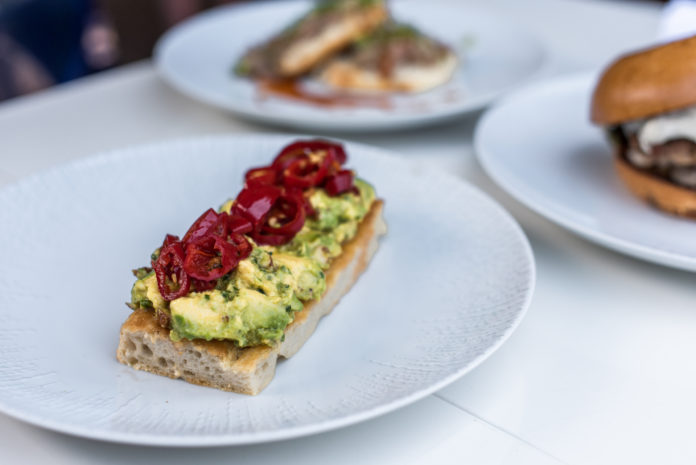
[591,35,696,125]
[614,157,696,217]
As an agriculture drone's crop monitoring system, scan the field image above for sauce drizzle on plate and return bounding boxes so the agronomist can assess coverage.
[257,79,392,109]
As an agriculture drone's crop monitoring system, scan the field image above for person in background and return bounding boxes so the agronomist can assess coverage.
[0,0,119,99]
[0,0,240,101]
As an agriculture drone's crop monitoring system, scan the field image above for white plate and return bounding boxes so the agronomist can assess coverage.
[476,72,696,271]
[0,135,534,446]
[154,0,546,132]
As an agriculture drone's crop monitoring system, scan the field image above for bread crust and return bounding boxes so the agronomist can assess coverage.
[591,35,696,125]
[614,157,696,217]
[117,200,386,394]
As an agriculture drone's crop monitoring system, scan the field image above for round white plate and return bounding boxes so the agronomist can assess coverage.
[154,1,546,132]
[0,135,534,446]
[476,72,696,271]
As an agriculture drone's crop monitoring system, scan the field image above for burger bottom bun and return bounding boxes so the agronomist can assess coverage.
[615,156,696,218]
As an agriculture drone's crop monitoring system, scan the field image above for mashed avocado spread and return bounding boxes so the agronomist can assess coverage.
[130,179,375,347]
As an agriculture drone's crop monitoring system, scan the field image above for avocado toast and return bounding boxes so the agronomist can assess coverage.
[117,140,386,394]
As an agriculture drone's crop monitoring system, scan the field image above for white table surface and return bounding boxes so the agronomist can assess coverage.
[1,1,688,464]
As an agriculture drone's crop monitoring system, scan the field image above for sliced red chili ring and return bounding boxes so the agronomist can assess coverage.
[282,151,333,189]
[324,170,355,196]
[162,233,180,248]
[272,139,347,171]
[233,185,281,227]
[182,208,227,245]
[228,233,252,260]
[191,278,217,292]
[252,190,306,245]
[153,235,191,301]
[245,166,278,188]
[226,214,253,235]
[183,235,240,281]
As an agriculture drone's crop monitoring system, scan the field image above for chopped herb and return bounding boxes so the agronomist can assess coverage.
[221,290,234,302]
[204,294,210,301]
[132,267,153,279]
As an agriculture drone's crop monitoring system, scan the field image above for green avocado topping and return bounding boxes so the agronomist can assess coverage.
[129,180,376,347]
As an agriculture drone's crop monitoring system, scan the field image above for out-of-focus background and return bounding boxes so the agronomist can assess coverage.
[0,0,672,102]
[0,0,248,101]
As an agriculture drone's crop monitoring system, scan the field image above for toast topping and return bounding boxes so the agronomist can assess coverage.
[128,140,376,347]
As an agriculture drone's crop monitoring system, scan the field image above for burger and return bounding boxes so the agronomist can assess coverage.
[591,35,696,217]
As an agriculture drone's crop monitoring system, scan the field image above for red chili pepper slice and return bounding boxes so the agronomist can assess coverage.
[228,233,252,260]
[226,214,253,235]
[233,185,281,227]
[153,235,191,301]
[282,150,334,189]
[324,170,355,196]
[245,166,278,188]
[252,190,306,246]
[272,139,347,171]
[182,208,227,245]
[191,278,217,292]
[162,234,180,248]
[183,235,240,281]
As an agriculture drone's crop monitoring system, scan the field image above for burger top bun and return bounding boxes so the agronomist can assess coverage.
[591,35,696,126]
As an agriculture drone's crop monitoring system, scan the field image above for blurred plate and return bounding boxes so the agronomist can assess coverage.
[476,72,696,271]
[154,0,547,132]
[0,135,534,445]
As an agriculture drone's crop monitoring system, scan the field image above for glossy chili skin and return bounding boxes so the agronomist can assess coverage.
[251,189,307,246]
[152,234,191,301]
[325,170,355,196]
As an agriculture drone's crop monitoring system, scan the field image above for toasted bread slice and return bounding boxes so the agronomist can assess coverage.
[117,201,386,395]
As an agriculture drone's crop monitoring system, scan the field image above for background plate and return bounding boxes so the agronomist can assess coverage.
[0,135,534,446]
[476,72,696,271]
[154,0,546,132]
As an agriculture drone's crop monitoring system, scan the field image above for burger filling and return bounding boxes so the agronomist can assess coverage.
[613,106,696,188]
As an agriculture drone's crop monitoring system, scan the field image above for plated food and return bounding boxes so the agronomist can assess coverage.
[236,0,458,94]
[591,35,696,217]
[155,1,545,131]
[0,135,533,444]
[117,139,386,394]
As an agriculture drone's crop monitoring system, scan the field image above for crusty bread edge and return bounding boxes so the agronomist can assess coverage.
[614,157,696,218]
[117,200,386,394]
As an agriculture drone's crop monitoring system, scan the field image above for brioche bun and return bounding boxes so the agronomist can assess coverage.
[591,35,696,125]
[614,156,696,217]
